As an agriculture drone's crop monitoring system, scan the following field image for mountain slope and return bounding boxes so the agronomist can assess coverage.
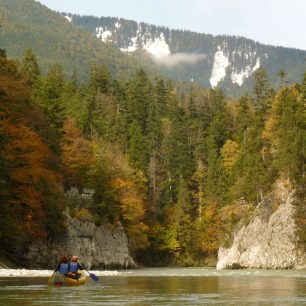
[0,0,142,79]
[67,14,306,96]
[0,0,305,95]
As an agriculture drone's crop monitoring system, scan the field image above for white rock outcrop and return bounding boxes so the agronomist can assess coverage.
[25,188,136,269]
[26,215,136,269]
[217,181,306,269]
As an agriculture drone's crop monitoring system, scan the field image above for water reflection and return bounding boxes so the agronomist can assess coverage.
[218,276,305,304]
[0,269,305,305]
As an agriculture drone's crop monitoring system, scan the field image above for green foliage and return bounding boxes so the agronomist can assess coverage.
[235,93,252,144]
[70,14,306,98]
[128,120,148,171]
[0,0,144,81]
[272,85,305,248]
[21,48,40,86]
[1,41,304,267]
[34,64,66,136]
[89,143,120,225]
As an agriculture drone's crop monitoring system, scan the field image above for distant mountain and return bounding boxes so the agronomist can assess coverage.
[65,14,306,96]
[0,0,142,80]
[0,0,305,96]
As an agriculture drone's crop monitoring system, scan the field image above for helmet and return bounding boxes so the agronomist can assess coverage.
[71,255,78,262]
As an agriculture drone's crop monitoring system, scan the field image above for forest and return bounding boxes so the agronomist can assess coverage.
[0,48,305,266]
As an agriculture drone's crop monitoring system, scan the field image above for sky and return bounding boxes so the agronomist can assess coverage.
[38,0,306,50]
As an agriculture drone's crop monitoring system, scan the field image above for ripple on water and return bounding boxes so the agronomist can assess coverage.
[0,268,305,305]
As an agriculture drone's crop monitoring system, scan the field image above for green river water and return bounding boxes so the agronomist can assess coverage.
[0,267,305,305]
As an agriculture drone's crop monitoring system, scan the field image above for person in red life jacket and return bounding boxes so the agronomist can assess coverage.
[54,255,69,276]
[67,255,84,279]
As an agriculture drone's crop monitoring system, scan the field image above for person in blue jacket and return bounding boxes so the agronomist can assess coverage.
[54,255,69,276]
[67,255,84,279]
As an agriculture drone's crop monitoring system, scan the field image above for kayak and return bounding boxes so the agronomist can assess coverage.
[48,271,88,287]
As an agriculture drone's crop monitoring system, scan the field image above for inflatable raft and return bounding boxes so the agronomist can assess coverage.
[48,271,88,286]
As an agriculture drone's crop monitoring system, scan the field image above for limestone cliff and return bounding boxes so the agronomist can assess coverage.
[217,181,306,269]
[25,188,136,269]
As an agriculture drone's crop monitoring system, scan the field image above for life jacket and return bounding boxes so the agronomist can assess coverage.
[59,263,69,275]
[69,262,78,273]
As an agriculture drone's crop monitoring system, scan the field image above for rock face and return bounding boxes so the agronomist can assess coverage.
[25,188,136,269]
[26,215,136,269]
[217,181,306,269]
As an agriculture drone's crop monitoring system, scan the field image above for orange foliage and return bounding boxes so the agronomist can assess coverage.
[2,117,62,239]
[61,117,92,185]
[111,178,146,222]
[0,56,65,243]
[111,177,149,250]
[195,202,222,255]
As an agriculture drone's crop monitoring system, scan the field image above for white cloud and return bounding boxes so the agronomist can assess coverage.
[154,53,207,67]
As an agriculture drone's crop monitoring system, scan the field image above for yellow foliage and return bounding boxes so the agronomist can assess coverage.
[75,208,92,221]
[221,139,239,171]
[111,177,148,251]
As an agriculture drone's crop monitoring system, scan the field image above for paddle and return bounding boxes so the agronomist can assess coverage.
[49,264,64,287]
[84,269,99,281]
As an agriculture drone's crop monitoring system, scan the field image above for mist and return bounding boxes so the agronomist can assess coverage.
[154,53,207,67]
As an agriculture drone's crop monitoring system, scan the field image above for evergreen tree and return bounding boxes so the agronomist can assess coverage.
[34,64,66,134]
[203,89,230,205]
[89,141,119,225]
[126,69,151,131]
[231,117,272,203]
[127,120,148,171]
[172,177,193,260]
[277,69,287,88]
[161,104,193,204]
[190,160,206,219]
[21,48,40,86]
[274,86,305,180]
[235,93,252,144]
[89,64,112,95]
[253,68,273,121]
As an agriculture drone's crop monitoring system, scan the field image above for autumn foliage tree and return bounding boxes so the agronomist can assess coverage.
[0,56,66,254]
[112,176,149,253]
[60,117,92,187]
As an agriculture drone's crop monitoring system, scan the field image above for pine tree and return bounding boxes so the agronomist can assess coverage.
[253,68,273,121]
[127,120,148,171]
[21,49,40,86]
[172,177,193,259]
[203,89,230,205]
[34,64,65,134]
[190,160,206,219]
[89,141,119,225]
[235,93,252,144]
[89,64,111,95]
[126,69,151,131]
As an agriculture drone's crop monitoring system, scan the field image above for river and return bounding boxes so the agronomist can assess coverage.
[0,267,305,305]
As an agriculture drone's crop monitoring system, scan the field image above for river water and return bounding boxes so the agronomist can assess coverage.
[0,267,305,305]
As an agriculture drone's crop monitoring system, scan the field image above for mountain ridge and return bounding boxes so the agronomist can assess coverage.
[0,0,305,96]
[64,13,306,96]
[0,0,146,80]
